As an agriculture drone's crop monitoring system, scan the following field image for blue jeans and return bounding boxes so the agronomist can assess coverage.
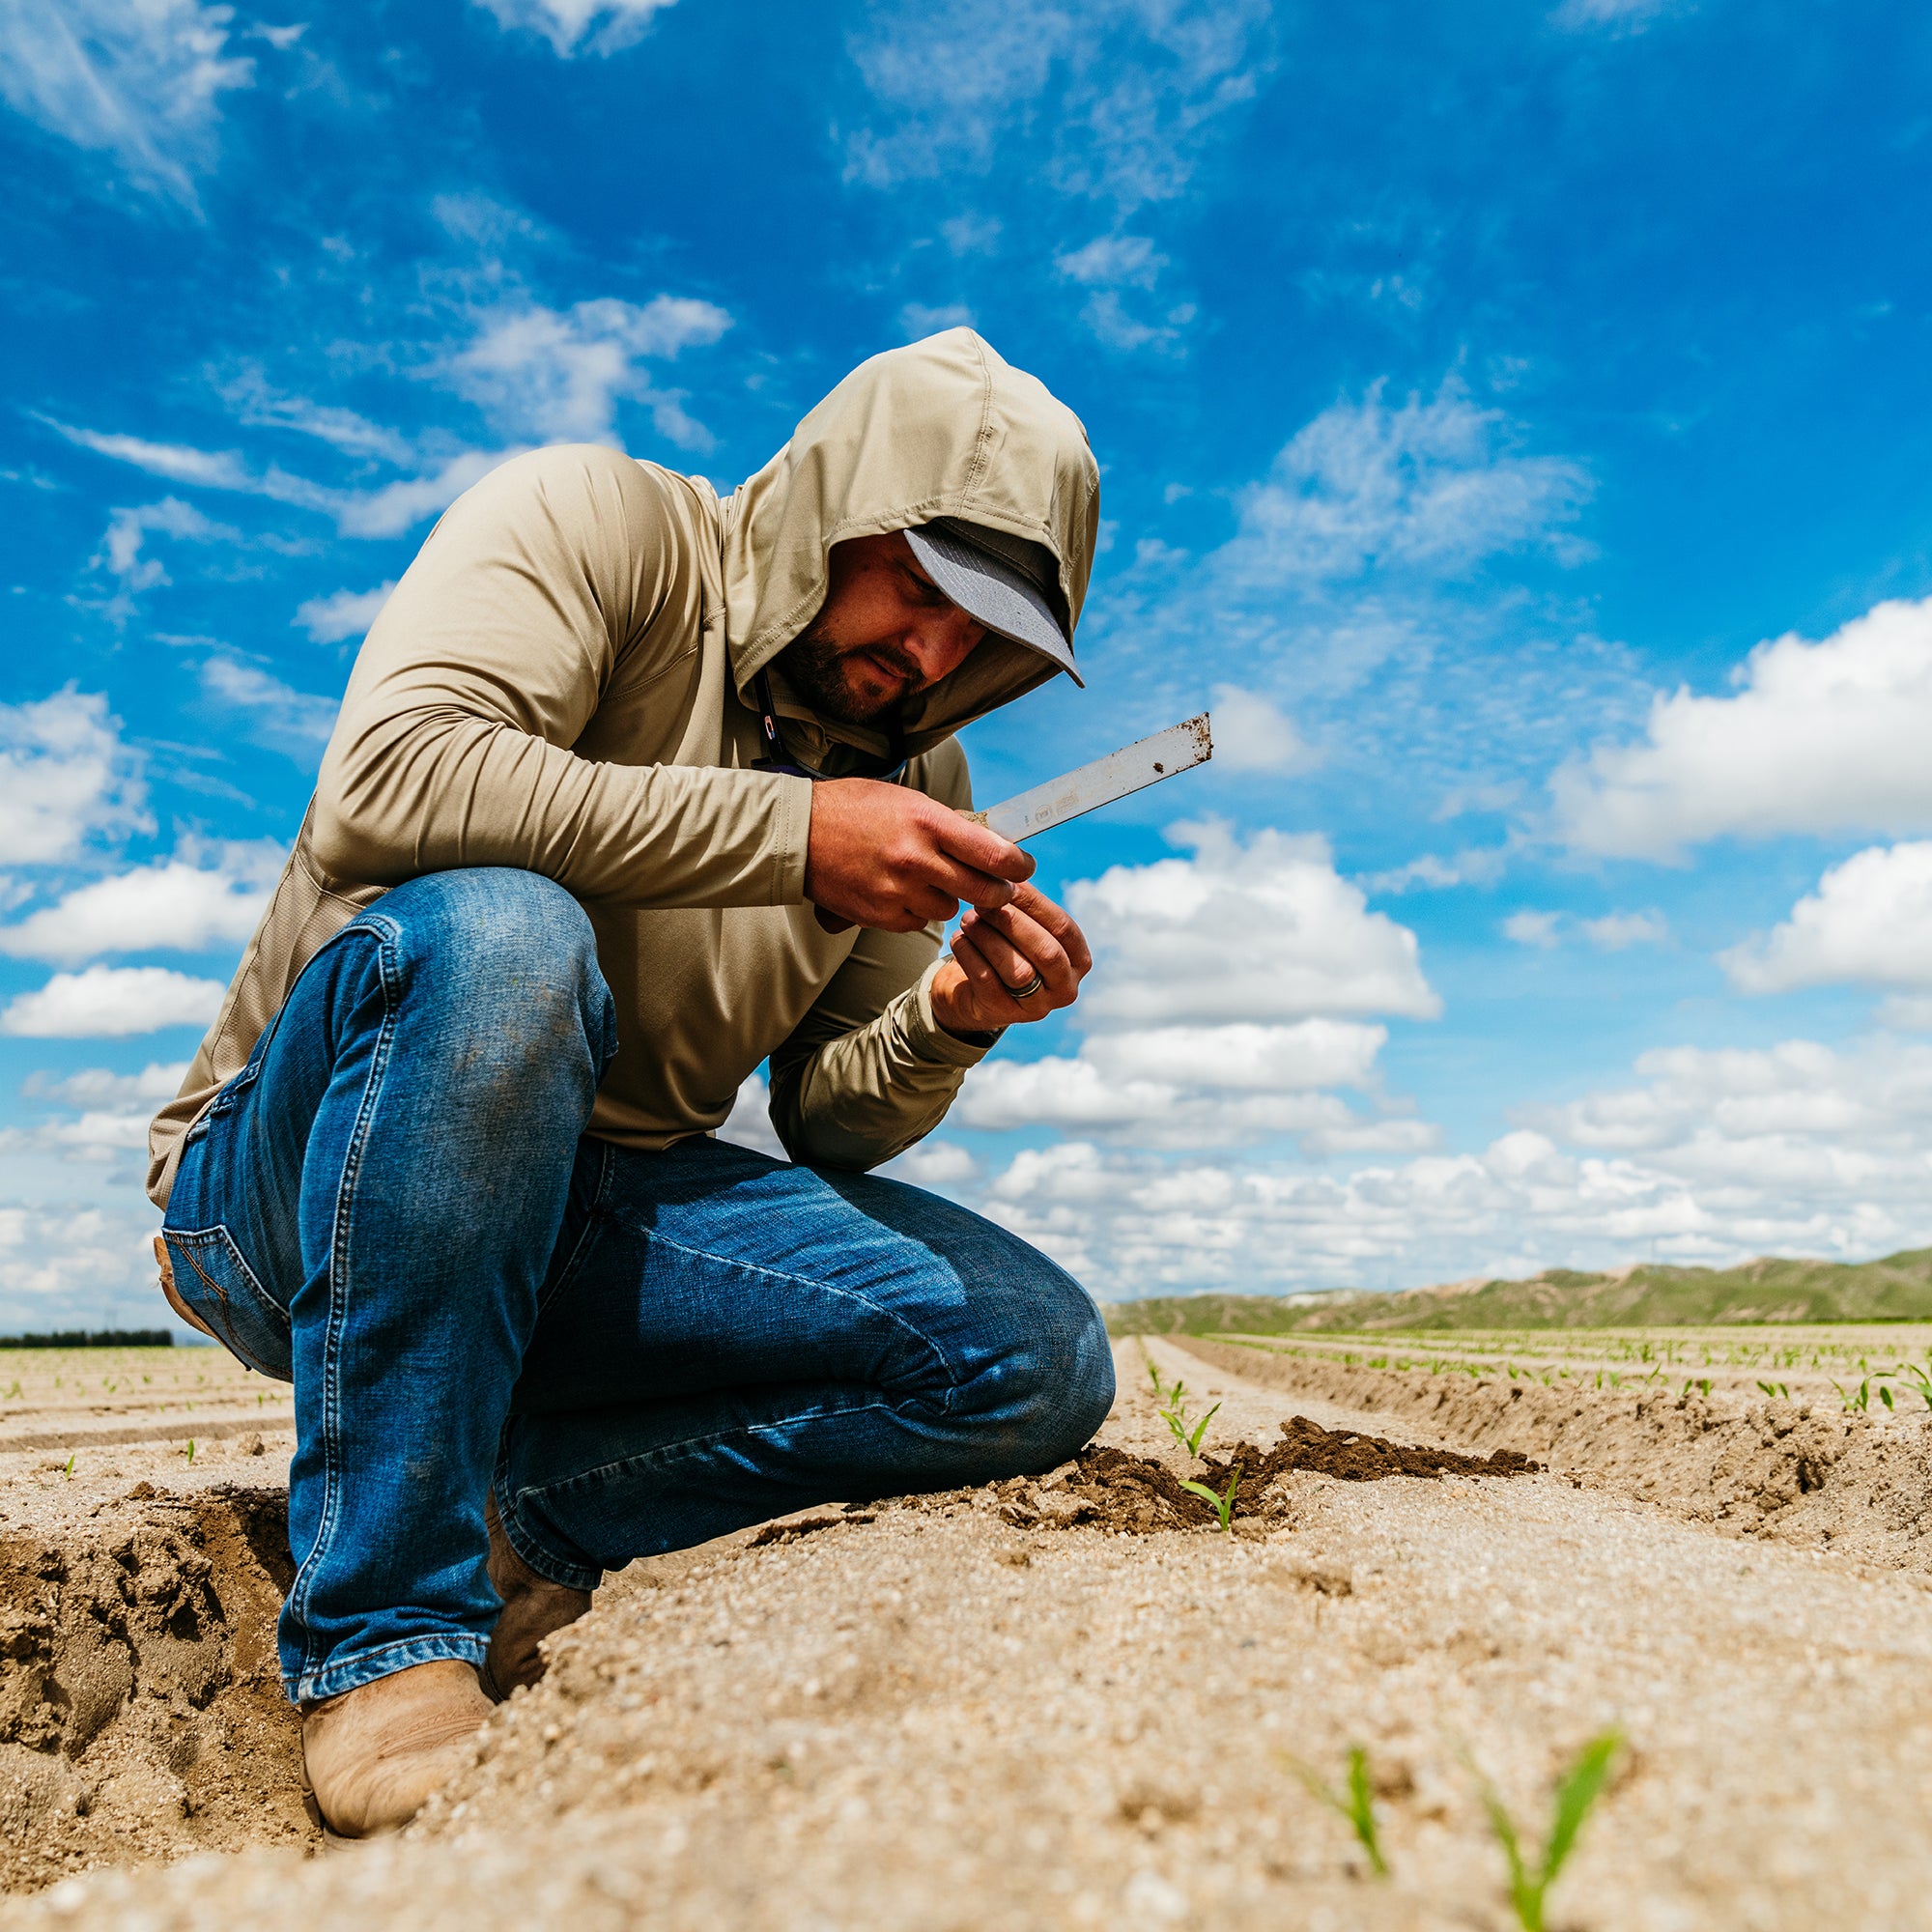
[161,868,1114,1703]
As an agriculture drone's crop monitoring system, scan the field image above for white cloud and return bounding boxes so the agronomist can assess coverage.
[1503,910,1562,949]
[1056,234,1167,288]
[976,1031,1932,1294]
[296,582,395,644]
[0,843,280,964]
[0,689,150,866]
[1552,0,1677,30]
[1723,842,1932,995]
[1067,821,1440,1027]
[471,0,677,58]
[0,0,253,210]
[1553,597,1932,860]
[216,368,415,465]
[0,1204,164,1319]
[1216,379,1593,589]
[941,213,1001,255]
[845,0,1270,214]
[200,657,339,754]
[1,965,225,1037]
[1581,910,1667,951]
[448,297,731,447]
[716,1071,785,1158]
[899,302,975,340]
[1207,684,1316,773]
[884,1139,980,1187]
[954,824,1436,1154]
[24,1061,188,1106]
[44,416,519,540]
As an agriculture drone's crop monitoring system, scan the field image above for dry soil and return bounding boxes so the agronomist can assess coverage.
[2,1337,1931,1930]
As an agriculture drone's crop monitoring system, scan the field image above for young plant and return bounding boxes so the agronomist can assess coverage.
[1899,1362,1932,1411]
[1179,1461,1242,1531]
[1285,1746,1389,1878]
[1465,1732,1621,1932]
[1832,1378,1871,1413]
[1756,1379,1790,1400]
[1161,1398,1220,1458]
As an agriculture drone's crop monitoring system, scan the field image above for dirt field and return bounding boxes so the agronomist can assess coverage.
[3,1332,1932,1928]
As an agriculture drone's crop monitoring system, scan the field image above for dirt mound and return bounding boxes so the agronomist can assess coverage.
[1173,1336,1932,1568]
[951,1417,1540,1537]
[0,1484,310,1890]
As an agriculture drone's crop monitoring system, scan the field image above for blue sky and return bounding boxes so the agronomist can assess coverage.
[7,0,1932,1325]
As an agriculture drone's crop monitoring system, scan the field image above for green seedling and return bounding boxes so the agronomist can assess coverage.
[61,1455,73,1478]
[1285,1745,1389,1878]
[1465,1731,1621,1932]
[1160,1399,1220,1457]
[1756,1379,1790,1400]
[1898,1363,1932,1411]
[1680,1377,1712,1399]
[1832,1378,1871,1413]
[185,1438,195,1463]
[1179,1461,1242,1531]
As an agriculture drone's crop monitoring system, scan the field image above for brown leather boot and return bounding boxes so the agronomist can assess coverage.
[481,1492,593,1702]
[300,1659,493,1840]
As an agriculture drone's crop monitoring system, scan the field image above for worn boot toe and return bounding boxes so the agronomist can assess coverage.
[300,1659,493,1840]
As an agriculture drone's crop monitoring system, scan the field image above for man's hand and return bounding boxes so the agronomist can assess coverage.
[805,779,1035,933]
[932,882,1092,1035]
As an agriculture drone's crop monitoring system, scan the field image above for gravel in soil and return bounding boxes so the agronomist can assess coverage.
[2,1340,1932,1927]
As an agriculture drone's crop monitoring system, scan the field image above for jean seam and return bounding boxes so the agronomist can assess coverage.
[166,1228,292,1339]
[286,921,405,1690]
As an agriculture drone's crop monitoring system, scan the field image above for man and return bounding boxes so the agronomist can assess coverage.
[146,328,1115,1839]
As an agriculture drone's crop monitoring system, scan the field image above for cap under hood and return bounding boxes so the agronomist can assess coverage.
[719,328,1100,771]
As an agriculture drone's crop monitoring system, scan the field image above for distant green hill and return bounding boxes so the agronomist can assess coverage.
[1105,1248,1932,1334]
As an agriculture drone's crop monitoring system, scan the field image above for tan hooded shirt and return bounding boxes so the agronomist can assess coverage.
[146,329,1100,1208]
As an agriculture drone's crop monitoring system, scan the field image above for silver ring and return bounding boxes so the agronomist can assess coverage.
[1009,972,1046,1001]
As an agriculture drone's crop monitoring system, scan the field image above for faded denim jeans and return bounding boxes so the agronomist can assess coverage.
[160,867,1115,1703]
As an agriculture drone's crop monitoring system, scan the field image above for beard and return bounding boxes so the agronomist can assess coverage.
[775,618,923,726]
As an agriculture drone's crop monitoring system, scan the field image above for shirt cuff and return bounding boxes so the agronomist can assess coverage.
[904,960,1004,1065]
[772,773,814,904]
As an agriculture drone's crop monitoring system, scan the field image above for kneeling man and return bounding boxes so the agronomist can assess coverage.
[147,328,1114,1837]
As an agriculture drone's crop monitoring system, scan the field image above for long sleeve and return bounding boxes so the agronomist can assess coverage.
[311,444,811,909]
[765,736,994,1170]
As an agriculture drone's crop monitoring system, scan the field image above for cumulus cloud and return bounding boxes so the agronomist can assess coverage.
[1503,910,1562,949]
[1215,380,1593,589]
[471,0,677,58]
[24,1062,189,1107]
[845,0,1270,215]
[1,965,226,1037]
[1553,597,1932,860]
[0,0,253,210]
[296,582,395,644]
[447,297,731,447]
[717,1071,785,1159]
[0,1204,165,1320]
[97,497,238,601]
[1503,908,1666,952]
[955,824,1437,1154]
[1723,842,1932,995]
[1208,685,1317,773]
[1067,821,1439,1027]
[0,843,280,965]
[977,1033,1932,1295]
[0,689,150,866]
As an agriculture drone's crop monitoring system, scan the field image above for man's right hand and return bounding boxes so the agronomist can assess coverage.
[805,779,1035,933]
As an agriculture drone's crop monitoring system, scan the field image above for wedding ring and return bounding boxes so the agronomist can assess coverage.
[1008,972,1047,1001]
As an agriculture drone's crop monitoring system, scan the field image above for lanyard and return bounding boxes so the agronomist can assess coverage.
[751,668,909,784]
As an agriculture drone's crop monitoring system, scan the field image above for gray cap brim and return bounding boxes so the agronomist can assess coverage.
[904,523,1084,689]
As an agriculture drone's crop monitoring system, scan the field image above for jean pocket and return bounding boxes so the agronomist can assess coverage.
[161,1227,293,1382]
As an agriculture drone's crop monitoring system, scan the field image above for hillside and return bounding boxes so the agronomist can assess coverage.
[1104,1246,1932,1333]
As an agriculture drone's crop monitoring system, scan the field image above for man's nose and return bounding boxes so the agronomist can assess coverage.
[901,610,984,683]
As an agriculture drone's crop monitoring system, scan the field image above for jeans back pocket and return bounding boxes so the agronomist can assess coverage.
[161,1227,294,1383]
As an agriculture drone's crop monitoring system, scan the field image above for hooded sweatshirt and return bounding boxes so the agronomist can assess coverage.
[145,329,1100,1209]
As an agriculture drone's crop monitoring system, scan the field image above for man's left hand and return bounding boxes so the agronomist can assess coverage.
[931,882,1092,1037]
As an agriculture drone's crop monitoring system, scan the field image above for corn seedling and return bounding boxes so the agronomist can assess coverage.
[1285,1746,1389,1878]
[1898,1362,1932,1411]
[1756,1379,1790,1400]
[61,1455,73,1478]
[1179,1461,1242,1531]
[185,1438,195,1463]
[1464,1731,1621,1932]
[1832,1378,1871,1413]
[1161,1398,1220,1457]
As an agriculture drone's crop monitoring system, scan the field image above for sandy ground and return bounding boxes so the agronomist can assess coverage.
[4,1337,1932,1927]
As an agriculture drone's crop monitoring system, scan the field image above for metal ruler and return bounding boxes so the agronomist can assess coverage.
[968,713,1212,842]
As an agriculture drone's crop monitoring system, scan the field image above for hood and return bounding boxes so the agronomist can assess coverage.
[718,328,1100,770]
